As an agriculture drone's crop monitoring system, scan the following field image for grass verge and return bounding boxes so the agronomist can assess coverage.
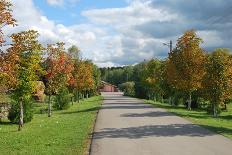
[145,100,232,139]
[0,96,103,155]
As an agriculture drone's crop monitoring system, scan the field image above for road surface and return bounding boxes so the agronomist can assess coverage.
[90,92,232,155]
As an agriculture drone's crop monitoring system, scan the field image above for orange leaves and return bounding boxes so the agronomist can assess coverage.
[166,30,206,92]
[73,61,95,91]
[45,43,74,94]
[0,0,16,46]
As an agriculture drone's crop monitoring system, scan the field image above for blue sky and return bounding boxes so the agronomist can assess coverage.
[8,0,232,67]
[34,0,128,25]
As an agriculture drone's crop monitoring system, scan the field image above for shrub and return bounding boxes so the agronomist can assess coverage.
[119,82,135,96]
[8,99,33,124]
[54,87,71,110]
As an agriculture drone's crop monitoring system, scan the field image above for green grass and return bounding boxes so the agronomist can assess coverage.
[145,100,232,139]
[0,96,103,155]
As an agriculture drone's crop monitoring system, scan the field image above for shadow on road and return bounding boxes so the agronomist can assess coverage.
[93,124,215,139]
[121,111,174,117]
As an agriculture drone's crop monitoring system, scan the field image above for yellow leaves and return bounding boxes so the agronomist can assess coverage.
[203,48,232,102]
[166,30,206,92]
[74,61,95,91]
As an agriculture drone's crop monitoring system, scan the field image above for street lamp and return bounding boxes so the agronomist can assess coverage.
[163,40,173,53]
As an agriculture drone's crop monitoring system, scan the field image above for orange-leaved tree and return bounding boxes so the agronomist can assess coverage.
[44,42,74,117]
[0,0,16,89]
[166,30,206,110]
[0,0,16,47]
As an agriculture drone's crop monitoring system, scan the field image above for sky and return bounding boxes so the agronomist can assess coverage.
[5,0,232,67]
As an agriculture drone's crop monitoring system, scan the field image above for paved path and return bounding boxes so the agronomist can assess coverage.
[90,92,232,155]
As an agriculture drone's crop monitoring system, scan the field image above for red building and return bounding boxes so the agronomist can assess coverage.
[100,81,119,92]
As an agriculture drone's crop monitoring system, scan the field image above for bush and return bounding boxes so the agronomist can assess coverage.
[54,87,71,110]
[119,82,135,96]
[8,99,33,124]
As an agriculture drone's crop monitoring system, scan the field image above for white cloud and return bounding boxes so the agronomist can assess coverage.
[46,0,63,6]
[82,0,177,26]
[46,0,80,7]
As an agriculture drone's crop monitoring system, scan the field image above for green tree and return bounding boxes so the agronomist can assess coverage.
[203,49,232,117]
[7,30,43,131]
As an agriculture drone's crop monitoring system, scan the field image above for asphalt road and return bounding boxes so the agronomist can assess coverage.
[90,92,232,155]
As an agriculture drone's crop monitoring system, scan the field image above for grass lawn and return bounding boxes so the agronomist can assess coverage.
[0,96,102,155]
[145,100,232,139]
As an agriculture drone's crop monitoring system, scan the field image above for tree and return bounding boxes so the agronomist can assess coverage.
[67,45,80,103]
[92,64,101,95]
[81,61,95,98]
[68,45,80,59]
[166,30,206,110]
[0,0,16,47]
[203,49,232,117]
[143,59,162,101]
[44,42,74,117]
[0,0,16,89]
[4,30,43,131]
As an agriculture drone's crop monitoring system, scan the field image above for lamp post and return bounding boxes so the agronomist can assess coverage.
[163,40,173,53]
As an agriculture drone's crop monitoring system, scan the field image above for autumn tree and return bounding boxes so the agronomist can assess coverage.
[3,30,43,131]
[203,49,232,117]
[44,42,73,117]
[166,30,206,110]
[0,0,16,47]
[0,0,16,89]
[67,45,80,103]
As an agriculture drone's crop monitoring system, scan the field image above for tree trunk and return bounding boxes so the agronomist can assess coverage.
[48,95,52,117]
[188,92,192,110]
[77,91,80,103]
[161,95,164,103]
[213,103,218,117]
[224,103,227,110]
[72,90,74,105]
[18,98,23,131]
[86,90,89,98]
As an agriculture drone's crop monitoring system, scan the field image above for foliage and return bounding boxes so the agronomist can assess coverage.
[44,43,74,116]
[45,42,74,96]
[166,30,205,110]
[202,49,232,117]
[119,81,135,96]
[8,98,33,123]
[54,87,71,110]
[3,30,44,130]
[0,0,16,47]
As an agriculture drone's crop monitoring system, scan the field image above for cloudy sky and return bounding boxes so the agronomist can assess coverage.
[5,0,232,67]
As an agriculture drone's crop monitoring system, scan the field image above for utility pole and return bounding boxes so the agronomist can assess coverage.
[163,40,173,53]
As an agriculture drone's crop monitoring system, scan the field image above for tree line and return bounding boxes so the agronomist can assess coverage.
[101,30,232,117]
[0,0,101,131]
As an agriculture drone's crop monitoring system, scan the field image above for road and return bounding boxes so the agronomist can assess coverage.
[90,92,232,155]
